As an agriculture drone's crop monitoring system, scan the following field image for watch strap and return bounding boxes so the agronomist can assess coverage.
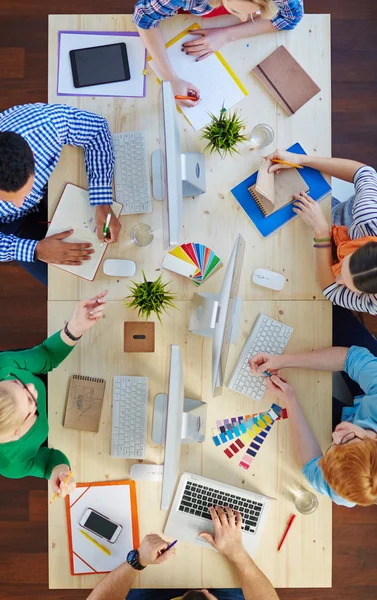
[127,550,146,571]
[63,323,82,341]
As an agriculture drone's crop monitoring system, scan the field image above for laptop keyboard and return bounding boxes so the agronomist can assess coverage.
[178,481,263,533]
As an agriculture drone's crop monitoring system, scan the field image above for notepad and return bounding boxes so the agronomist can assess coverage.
[64,375,106,433]
[248,158,309,217]
[47,183,122,281]
[148,24,248,131]
[252,45,321,116]
[66,480,139,575]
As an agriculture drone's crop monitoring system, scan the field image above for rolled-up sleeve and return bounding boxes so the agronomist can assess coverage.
[133,0,180,29]
[345,346,377,396]
[302,456,356,507]
[271,0,304,30]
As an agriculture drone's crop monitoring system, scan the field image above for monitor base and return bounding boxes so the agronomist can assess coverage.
[152,394,207,445]
[151,150,206,201]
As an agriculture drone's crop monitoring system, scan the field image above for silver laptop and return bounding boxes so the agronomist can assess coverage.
[164,472,274,557]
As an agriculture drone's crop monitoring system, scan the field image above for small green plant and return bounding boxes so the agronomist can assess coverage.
[201,107,247,158]
[124,271,177,324]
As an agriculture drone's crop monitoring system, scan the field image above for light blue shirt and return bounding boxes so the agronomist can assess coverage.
[303,346,377,507]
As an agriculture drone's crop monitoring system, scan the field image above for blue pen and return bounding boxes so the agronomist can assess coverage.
[160,539,178,554]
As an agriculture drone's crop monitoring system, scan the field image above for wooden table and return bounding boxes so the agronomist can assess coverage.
[48,14,332,589]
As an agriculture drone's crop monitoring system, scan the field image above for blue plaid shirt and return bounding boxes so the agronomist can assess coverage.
[133,0,303,30]
[0,103,114,263]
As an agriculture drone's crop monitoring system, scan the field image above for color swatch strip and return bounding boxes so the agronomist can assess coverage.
[212,404,287,447]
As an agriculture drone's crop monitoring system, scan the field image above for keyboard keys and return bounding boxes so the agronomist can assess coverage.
[111,376,148,459]
[113,131,152,215]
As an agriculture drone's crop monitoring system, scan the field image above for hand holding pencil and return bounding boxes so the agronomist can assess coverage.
[267,149,304,174]
[50,466,76,502]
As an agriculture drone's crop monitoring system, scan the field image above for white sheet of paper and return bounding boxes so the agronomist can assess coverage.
[47,183,122,281]
[68,484,134,574]
[149,29,247,130]
[57,32,146,97]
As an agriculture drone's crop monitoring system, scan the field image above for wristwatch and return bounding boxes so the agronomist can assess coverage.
[127,549,146,571]
[63,323,82,341]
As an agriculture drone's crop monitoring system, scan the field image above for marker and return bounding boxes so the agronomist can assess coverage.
[159,539,178,555]
[264,371,272,377]
[277,514,296,551]
[174,95,200,101]
[80,529,111,556]
[50,471,73,504]
[101,212,112,247]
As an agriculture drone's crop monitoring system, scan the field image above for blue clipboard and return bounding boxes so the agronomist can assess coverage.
[231,143,332,238]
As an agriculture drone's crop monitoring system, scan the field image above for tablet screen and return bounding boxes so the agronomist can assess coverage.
[70,43,130,87]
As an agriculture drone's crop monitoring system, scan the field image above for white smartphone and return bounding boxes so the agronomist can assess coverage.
[79,508,123,543]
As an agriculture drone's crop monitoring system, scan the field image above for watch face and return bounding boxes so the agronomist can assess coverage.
[127,549,138,563]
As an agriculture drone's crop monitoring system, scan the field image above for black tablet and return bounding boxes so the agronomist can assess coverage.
[69,43,131,88]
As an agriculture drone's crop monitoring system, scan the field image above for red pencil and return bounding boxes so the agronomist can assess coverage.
[277,514,296,551]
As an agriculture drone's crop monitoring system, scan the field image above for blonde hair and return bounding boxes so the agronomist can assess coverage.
[0,383,23,436]
[319,438,377,506]
[214,0,279,20]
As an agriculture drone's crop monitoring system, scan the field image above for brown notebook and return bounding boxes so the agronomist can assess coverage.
[248,158,309,217]
[252,45,321,116]
[64,375,106,433]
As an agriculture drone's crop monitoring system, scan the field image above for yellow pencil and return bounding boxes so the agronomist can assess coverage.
[50,471,73,504]
[271,159,303,169]
[80,529,111,556]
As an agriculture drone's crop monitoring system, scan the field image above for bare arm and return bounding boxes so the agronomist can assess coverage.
[268,149,365,183]
[250,346,349,376]
[86,534,174,600]
[200,507,279,600]
[221,16,275,42]
[137,25,175,80]
[266,377,323,466]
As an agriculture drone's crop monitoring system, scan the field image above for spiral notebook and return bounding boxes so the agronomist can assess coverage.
[248,157,309,217]
[64,374,106,433]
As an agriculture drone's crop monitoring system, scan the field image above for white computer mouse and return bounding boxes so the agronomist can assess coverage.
[130,464,164,482]
[103,259,136,277]
[252,268,286,291]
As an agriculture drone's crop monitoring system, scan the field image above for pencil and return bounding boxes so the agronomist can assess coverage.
[277,514,296,551]
[50,471,73,504]
[271,159,303,169]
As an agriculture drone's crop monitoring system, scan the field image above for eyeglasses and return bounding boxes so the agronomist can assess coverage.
[326,430,363,454]
[14,379,38,422]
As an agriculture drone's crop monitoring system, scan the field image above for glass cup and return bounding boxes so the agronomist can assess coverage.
[248,123,275,150]
[130,223,154,247]
[294,490,319,515]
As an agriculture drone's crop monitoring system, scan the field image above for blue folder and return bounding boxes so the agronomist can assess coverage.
[231,142,332,238]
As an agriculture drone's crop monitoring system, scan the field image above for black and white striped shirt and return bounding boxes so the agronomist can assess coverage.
[324,166,377,314]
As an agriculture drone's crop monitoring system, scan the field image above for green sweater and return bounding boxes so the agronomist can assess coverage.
[0,332,74,480]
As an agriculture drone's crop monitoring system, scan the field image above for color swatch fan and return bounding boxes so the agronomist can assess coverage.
[162,243,223,286]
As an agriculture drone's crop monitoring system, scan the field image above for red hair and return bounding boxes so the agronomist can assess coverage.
[319,438,377,506]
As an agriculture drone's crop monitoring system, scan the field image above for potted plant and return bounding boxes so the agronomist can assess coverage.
[123,271,177,324]
[201,107,247,158]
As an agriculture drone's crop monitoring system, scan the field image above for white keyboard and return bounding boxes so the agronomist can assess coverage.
[227,314,293,401]
[112,131,152,215]
[111,376,148,459]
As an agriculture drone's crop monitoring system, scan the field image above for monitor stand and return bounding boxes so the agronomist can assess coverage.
[188,292,243,343]
[152,394,207,445]
[151,150,206,201]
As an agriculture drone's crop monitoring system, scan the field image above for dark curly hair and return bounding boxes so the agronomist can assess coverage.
[0,131,35,192]
[349,241,377,293]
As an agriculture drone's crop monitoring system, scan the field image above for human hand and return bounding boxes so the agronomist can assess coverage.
[35,230,95,265]
[138,534,176,566]
[199,506,245,560]
[49,465,76,498]
[67,290,108,337]
[265,374,296,404]
[95,205,121,244]
[266,149,304,174]
[248,352,286,376]
[170,77,200,107]
[292,192,330,237]
[182,28,227,61]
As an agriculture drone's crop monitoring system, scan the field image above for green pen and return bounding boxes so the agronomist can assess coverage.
[101,212,111,247]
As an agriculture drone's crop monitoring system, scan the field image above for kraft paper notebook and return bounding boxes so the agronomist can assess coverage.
[148,23,248,131]
[47,183,122,281]
[66,480,139,575]
[248,158,309,217]
[64,375,106,433]
[231,142,332,238]
[252,45,321,116]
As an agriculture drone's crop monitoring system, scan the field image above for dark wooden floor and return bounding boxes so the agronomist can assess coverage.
[0,0,377,598]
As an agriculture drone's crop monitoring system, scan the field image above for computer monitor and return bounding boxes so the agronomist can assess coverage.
[188,234,246,396]
[151,81,206,246]
[152,345,207,511]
